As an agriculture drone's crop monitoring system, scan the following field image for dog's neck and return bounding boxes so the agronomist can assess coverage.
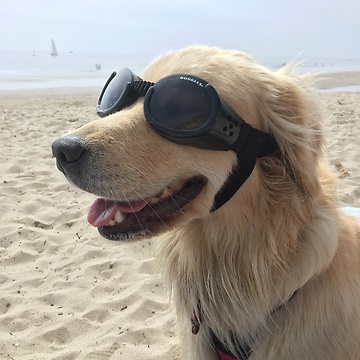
[159,181,339,355]
[160,207,297,337]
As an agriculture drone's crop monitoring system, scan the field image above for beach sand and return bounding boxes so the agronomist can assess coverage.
[315,71,360,90]
[0,72,359,359]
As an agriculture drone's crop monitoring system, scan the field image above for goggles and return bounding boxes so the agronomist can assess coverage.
[96,67,277,154]
[96,68,277,210]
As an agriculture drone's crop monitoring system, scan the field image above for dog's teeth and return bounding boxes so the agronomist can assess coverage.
[149,184,181,205]
[114,210,125,223]
[172,179,184,189]
[108,220,116,226]
[149,197,161,205]
[160,188,172,199]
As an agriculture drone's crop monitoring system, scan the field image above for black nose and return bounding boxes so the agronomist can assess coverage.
[51,135,88,173]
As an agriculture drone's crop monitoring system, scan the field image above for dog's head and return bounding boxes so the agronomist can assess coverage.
[52,46,324,241]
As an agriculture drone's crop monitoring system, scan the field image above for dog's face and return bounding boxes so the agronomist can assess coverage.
[52,103,236,240]
[52,46,323,241]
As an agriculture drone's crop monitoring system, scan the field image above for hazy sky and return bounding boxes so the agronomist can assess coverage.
[1,0,359,58]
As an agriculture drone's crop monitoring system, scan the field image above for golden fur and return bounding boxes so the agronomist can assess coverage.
[54,46,360,359]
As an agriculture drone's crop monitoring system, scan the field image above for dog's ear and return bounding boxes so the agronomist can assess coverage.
[259,68,324,198]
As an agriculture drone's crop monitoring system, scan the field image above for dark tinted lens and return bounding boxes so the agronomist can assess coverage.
[148,77,212,131]
[100,69,133,110]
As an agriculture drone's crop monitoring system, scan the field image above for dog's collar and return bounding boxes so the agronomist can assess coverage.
[212,333,250,360]
[218,350,243,360]
[218,349,245,360]
[192,290,299,359]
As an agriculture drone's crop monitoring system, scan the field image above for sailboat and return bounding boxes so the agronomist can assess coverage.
[50,39,58,57]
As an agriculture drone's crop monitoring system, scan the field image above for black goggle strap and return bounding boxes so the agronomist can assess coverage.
[211,152,256,211]
[132,79,155,96]
[211,123,277,212]
[102,78,154,117]
[231,121,278,156]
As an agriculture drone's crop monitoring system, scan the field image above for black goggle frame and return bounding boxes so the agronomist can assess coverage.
[96,68,277,156]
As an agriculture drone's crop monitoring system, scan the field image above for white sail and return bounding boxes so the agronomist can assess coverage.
[51,39,58,57]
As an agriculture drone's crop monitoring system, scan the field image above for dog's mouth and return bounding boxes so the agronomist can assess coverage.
[87,176,207,240]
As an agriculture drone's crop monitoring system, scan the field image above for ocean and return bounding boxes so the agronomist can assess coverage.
[1,50,360,92]
[0,51,154,91]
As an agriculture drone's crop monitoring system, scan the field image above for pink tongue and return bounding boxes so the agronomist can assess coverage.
[87,198,149,227]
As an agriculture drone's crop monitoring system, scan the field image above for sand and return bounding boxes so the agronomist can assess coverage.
[0,73,359,359]
[315,71,360,90]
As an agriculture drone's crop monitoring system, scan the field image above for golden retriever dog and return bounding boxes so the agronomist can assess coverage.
[52,46,360,360]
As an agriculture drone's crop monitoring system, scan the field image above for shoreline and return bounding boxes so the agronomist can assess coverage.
[314,71,360,90]
[1,70,360,93]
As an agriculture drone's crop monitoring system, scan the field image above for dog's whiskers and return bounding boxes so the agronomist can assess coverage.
[118,187,144,229]
[132,188,167,226]
[168,195,185,214]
